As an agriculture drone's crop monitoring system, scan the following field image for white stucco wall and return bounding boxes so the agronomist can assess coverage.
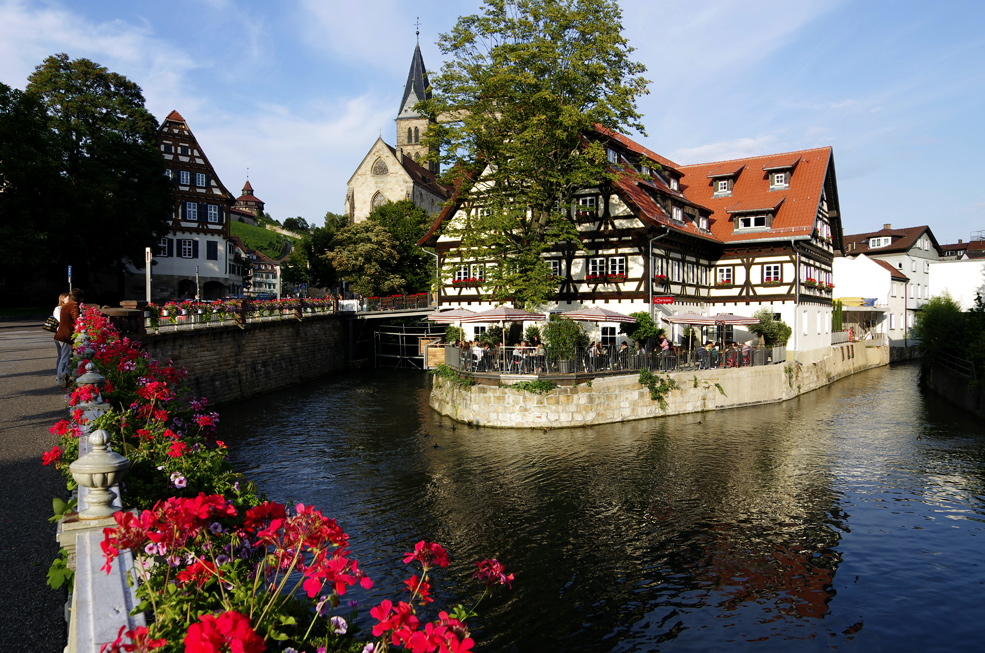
[930,260,985,310]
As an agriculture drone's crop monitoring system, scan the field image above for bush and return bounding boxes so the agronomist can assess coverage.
[541,315,588,359]
[619,311,664,345]
[748,308,792,346]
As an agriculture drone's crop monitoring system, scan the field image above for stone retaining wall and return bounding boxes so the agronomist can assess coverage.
[923,363,984,418]
[430,343,889,428]
[138,315,350,405]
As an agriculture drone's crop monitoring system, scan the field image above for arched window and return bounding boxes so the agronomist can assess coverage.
[414,126,420,143]
[407,128,412,144]
[415,153,421,163]
[371,158,388,176]
[371,192,388,210]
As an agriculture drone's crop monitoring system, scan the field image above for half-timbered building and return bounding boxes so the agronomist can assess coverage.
[418,128,845,359]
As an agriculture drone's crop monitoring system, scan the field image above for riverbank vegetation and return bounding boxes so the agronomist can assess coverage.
[44,307,509,652]
[913,292,985,372]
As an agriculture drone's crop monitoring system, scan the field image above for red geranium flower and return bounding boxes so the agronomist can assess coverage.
[403,541,449,570]
[167,441,188,458]
[100,624,167,652]
[183,610,265,653]
[42,445,62,466]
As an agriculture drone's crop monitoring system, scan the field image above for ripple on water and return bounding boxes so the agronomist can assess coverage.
[221,364,985,652]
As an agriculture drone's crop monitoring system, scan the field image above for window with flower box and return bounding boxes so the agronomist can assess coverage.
[716,267,734,287]
[587,257,606,281]
[763,263,782,284]
[608,256,627,281]
[576,196,598,218]
[454,265,470,282]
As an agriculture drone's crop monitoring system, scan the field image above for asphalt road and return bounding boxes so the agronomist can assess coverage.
[0,323,70,652]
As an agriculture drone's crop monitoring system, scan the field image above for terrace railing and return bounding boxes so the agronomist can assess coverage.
[446,344,787,378]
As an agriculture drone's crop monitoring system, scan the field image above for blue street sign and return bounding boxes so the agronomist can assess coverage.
[68,265,72,277]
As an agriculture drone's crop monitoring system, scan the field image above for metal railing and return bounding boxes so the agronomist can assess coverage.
[444,344,787,377]
[936,353,977,380]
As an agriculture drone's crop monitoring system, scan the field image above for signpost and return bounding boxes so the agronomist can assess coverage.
[145,247,152,303]
[195,265,200,300]
[68,265,72,292]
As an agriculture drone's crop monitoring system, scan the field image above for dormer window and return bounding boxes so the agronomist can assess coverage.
[670,178,679,191]
[770,171,788,189]
[869,236,891,248]
[717,180,729,193]
[606,147,619,165]
[737,215,768,229]
[713,177,733,197]
[671,205,684,223]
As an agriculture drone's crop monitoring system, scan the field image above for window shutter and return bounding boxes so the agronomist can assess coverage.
[167,238,174,257]
[218,206,225,224]
[192,240,199,258]
[199,203,207,222]
[179,203,185,220]
[205,173,211,188]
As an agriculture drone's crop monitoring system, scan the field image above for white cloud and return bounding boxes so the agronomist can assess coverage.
[671,135,780,165]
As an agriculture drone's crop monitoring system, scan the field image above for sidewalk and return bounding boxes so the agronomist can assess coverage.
[0,327,70,652]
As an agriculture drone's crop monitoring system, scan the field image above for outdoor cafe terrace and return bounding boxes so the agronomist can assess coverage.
[442,342,788,383]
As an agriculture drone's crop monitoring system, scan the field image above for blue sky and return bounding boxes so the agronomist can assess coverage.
[2,0,983,245]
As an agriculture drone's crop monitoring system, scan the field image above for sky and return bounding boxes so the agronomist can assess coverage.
[2,0,984,245]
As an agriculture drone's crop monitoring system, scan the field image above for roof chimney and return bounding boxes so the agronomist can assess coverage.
[959,239,963,244]
[883,223,892,230]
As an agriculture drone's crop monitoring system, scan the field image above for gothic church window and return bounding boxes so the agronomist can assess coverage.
[414,127,420,143]
[407,128,413,143]
[372,192,388,210]
[372,159,388,176]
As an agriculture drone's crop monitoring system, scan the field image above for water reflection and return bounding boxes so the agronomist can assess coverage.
[222,363,985,651]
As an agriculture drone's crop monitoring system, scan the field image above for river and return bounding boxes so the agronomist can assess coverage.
[221,362,984,651]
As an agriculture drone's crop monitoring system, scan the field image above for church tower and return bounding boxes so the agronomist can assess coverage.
[395,33,437,173]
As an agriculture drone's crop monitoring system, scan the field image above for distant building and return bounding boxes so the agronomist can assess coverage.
[233,180,264,225]
[130,110,240,301]
[940,238,985,260]
[345,39,452,223]
[841,225,941,333]
[832,254,910,345]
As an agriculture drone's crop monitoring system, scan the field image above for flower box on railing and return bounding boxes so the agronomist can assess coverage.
[804,279,818,289]
[452,278,483,287]
[654,274,669,284]
[762,280,783,287]
[715,281,734,288]
[586,273,626,283]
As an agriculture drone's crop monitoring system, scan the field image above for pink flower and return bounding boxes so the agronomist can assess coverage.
[473,558,514,589]
[403,541,449,570]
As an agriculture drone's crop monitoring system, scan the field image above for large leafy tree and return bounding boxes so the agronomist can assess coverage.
[282,212,348,288]
[367,200,435,294]
[326,222,403,297]
[419,0,649,307]
[24,53,173,286]
[0,83,68,292]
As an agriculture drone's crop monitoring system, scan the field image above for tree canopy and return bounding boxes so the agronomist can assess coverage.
[21,53,173,286]
[419,0,649,307]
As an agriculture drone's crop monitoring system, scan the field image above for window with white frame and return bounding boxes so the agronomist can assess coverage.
[577,196,597,217]
[717,179,729,193]
[889,313,896,330]
[652,256,667,277]
[670,178,679,190]
[547,259,561,277]
[164,168,172,180]
[737,215,767,229]
[697,215,709,230]
[470,264,485,280]
[179,170,190,185]
[186,202,197,221]
[672,205,683,223]
[157,238,168,257]
[207,205,219,223]
[763,263,782,283]
[716,267,733,285]
[606,148,619,164]
[180,239,194,258]
[771,172,787,188]
[608,256,626,277]
[601,326,616,347]
[454,265,470,282]
[588,258,606,278]
[924,261,930,273]
[869,237,891,248]
[473,326,486,337]
[179,145,189,156]
[196,172,206,187]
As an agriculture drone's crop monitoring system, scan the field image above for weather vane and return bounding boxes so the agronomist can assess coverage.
[415,16,420,42]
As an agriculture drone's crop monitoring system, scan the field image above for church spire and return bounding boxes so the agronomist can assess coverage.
[397,36,430,120]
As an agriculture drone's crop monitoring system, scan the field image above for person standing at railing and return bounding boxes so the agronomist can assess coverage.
[55,288,83,387]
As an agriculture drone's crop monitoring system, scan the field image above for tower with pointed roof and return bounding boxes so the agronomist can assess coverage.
[394,31,437,173]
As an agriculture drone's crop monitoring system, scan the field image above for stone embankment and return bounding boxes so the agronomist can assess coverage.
[430,342,889,428]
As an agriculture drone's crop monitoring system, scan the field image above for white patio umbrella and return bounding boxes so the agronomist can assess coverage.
[707,313,761,352]
[427,308,476,336]
[460,306,546,369]
[560,306,637,347]
[663,312,717,352]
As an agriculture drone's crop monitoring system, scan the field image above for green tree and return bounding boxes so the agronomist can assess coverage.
[326,222,403,297]
[0,83,69,295]
[419,0,649,307]
[748,309,793,346]
[367,200,434,294]
[282,212,348,288]
[282,217,310,233]
[620,311,664,345]
[911,293,964,360]
[25,53,173,286]
[541,314,589,358]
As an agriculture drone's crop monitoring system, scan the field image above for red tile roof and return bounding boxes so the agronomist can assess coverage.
[165,109,185,123]
[593,125,681,171]
[762,154,802,170]
[871,258,909,281]
[707,162,745,178]
[678,147,833,243]
[842,225,940,255]
[242,180,254,193]
[386,144,454,200]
